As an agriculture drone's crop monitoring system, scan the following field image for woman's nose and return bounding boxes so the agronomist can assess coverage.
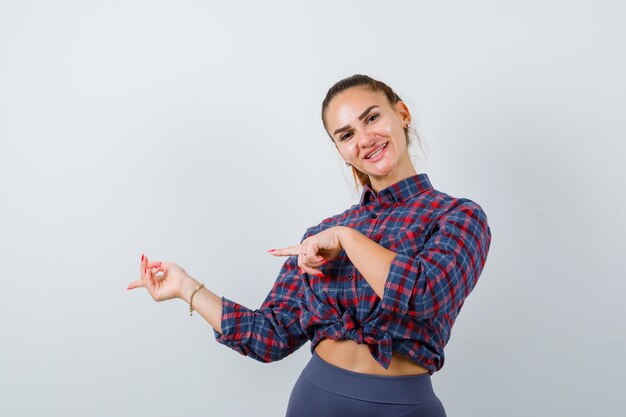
[357,130,377,148]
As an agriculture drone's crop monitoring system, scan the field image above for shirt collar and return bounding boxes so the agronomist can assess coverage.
[359,172,433,206]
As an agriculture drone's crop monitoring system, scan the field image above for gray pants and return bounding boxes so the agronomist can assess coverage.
[285,351,447,417]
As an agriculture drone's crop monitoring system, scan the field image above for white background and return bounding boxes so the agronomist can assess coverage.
[1,1,624,416]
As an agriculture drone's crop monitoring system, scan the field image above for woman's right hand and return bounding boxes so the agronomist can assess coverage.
[127,254,193,302]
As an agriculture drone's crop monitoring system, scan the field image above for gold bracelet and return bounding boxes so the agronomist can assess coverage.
[189,282,205,316]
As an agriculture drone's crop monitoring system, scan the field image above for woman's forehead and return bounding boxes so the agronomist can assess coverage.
[327,88,388,122]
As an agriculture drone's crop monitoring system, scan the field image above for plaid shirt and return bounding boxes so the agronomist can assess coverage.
[213,173,492,374]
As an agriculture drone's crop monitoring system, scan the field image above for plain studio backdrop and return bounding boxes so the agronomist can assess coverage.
[1,1,624,416]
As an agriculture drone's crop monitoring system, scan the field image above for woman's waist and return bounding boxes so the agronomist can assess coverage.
[314,338,430,376]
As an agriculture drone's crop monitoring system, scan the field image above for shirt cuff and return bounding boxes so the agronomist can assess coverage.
[212,295,255,348]
[380,252,421,317]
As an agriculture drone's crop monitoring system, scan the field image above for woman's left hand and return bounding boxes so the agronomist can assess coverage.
[269,226,346,277]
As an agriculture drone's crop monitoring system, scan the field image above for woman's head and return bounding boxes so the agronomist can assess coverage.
[321,74,420,193]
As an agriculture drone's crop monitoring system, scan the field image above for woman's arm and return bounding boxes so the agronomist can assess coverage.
[131,250,308,362]
[336,200,492,320]
[176,231,311,363]
[178,276,224,334]
[336,226,396,300]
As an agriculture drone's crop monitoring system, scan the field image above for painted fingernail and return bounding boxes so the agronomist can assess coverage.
[316,272,324,277]
[127,285,132,290]
[141,254,144,261]
[144,267,146,273]
[267,249,276,252]
[154,262,161,268]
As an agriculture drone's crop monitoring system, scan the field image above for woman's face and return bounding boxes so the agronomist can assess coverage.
[325,86,413,190]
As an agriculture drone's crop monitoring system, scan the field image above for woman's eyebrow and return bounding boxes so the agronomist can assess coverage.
[333,105,379,136]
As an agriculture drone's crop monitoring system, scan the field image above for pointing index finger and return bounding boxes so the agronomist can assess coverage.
[268,244,300,257]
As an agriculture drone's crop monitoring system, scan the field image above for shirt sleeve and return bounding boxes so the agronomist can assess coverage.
[380,199,492,320]
[212,232,309,363]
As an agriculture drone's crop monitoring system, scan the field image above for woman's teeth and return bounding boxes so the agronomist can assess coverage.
[367,143,387,159]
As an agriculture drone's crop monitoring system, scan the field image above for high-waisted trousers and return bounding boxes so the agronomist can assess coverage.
[285,351,447,417]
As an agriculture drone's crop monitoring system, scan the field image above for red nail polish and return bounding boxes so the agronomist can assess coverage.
[141,254,144,261]
[267,249,276,252]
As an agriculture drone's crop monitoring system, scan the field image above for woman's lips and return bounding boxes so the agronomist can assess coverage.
[365,142,388,162]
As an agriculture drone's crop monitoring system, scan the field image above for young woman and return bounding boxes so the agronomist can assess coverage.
[128,74,492,416]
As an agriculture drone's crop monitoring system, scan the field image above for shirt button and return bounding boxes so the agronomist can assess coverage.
[348,274,354,280]
[370,213,377,219]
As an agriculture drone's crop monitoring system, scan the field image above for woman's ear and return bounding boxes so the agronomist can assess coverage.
[394,100,411,125]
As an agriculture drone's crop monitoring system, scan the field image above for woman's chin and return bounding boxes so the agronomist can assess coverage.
[364,161,396,177]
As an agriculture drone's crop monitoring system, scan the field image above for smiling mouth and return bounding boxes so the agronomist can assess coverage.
[364,142,388,160]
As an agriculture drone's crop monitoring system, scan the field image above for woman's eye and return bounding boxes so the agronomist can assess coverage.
[338,115,378,141]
